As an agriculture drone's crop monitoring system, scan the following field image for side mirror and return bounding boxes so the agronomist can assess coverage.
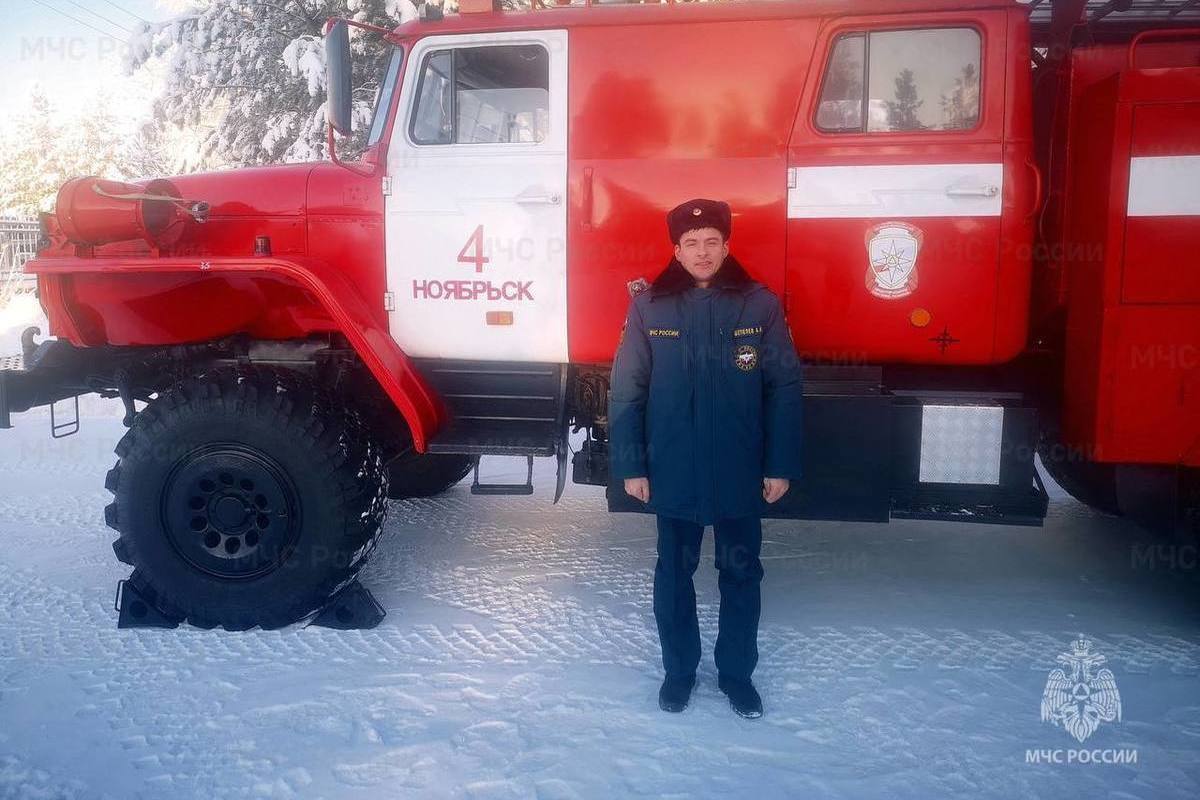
[325,20,353,136]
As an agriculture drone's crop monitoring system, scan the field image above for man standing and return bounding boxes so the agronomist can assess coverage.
[608,198,804,718]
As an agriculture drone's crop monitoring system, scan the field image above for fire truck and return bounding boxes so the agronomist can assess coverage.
[1,0,1196,630]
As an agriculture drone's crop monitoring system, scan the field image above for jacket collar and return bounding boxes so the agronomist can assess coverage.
[648,253,757,298]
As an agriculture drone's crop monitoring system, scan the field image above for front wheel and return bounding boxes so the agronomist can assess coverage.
[105,367,389,630]
[387,452,476,499]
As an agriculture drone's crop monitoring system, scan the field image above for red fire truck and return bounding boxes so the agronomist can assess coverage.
[1,0,1197,629]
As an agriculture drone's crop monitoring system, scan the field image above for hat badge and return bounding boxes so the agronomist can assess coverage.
[692,207,702,215]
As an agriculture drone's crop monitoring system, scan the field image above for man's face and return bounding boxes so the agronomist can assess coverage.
[674,227,729,286]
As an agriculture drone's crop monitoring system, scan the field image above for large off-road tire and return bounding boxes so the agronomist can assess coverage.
[1114,464,1200,544]
[105,367,389,630]
[386,452,476,500]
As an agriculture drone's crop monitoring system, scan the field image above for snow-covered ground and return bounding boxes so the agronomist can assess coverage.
[1,302,1198,799]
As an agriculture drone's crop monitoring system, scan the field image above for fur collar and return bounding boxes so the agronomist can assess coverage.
[648,253,757,298]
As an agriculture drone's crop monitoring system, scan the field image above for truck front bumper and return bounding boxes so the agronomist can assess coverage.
[0,330,91,429]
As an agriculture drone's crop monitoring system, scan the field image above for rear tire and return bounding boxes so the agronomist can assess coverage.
[1115,464,1200,544]
[1037,425,1121,516]
[105,367,389,630]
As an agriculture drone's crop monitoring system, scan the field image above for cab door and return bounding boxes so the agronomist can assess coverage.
[787,12,1030,364]
[385,30,569,362]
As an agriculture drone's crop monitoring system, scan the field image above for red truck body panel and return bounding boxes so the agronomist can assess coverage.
[564,14,810,365]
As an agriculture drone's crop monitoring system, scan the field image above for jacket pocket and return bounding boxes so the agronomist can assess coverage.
[645,350,696,510]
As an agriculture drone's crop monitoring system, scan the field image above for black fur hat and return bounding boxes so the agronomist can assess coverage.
[667,198,731,243]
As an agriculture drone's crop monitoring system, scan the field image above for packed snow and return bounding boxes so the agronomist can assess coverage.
[1,299,1198,799]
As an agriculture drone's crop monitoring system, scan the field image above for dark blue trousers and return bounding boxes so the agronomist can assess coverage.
[653,514,764,682]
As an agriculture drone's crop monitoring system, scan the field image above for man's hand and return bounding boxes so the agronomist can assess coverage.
[763,477,790,504]
[624,477,650,503]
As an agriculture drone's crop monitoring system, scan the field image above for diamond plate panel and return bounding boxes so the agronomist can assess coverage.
[919,404,1003,485]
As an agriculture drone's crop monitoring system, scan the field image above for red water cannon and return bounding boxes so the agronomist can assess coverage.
[54,177,209,249]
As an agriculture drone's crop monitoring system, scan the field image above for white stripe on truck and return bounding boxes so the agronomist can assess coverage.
[787,163,1004,219]
[1127,156,1200,217]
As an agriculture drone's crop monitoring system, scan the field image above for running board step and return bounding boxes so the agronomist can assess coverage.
[471,455,535,495]
[412,359,565,457]
[427,418,558,456]
[889,470,1049,527]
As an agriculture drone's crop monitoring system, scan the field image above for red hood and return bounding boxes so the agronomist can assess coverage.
[166,163,321,218]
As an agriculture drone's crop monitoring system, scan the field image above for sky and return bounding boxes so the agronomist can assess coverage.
[0,0,179,124]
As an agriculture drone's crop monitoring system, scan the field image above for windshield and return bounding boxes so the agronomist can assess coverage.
[367,47,404,147]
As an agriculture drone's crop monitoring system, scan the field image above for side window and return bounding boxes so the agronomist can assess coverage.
[412,50,452,145]
[816,28,981,134]
[815,34,865,132]
[410,45,550,145]
[367,48,404,147]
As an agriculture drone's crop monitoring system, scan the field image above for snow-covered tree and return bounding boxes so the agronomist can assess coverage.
[125,1,420,169]
[0,86,132,215]
[121,120,176,180]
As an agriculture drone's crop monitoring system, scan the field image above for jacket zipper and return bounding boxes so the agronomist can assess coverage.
[681,294,698,518]
[711,300,720,521]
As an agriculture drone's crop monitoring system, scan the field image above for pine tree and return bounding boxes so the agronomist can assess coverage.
[884,68,924,132]
[122,120,175,180]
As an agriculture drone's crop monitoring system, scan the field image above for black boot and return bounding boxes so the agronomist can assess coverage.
[718,674,763,719]
[658,673,696,713]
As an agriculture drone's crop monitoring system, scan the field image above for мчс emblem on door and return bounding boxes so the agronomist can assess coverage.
[865,222,923,299]
[733,344,758,371]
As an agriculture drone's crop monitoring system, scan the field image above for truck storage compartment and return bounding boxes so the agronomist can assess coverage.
[1061,52,1200,467]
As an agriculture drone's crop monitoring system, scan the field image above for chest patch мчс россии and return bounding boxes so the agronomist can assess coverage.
[733,344,759,371]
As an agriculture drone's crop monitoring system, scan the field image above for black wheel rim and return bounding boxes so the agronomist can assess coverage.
[162,444,302,580]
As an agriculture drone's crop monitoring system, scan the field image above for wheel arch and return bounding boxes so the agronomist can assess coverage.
[25,254,446,451]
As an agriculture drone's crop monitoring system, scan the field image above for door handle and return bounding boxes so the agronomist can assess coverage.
[582,167,594,230]
[944,184,1000,198]
[1025,157,1044,223]
[514,190,562,205]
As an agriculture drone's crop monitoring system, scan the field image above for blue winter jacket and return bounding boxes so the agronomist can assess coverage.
[608,254,804,524]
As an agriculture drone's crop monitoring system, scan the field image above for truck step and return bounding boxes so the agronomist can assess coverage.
[413,358,565,457]
[470,455,535,496]
[889,471,1050,528]
[429,418,558,456]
